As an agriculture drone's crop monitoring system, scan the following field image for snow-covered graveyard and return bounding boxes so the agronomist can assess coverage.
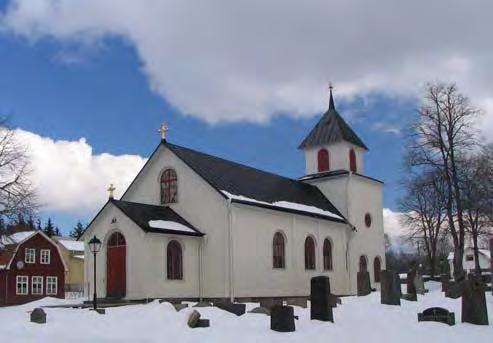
[0,281,491,342]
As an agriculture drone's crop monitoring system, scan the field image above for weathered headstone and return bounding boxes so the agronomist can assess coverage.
[418,307,455,326]
[413,274,426,295]
[30,308,46,324]
[329,294,342,308]
[440,259,451,279]
[188,310,201,328]
[380,270,401,306]
[193,301,212,308]
[196,319,210,328]
[260,298,283,310]
[248,306,270,315]
[406,269,416,295]
[461,278,489,325]
[213,301,246,316]
[440,274,450,292]
[445,281,463,299]
[357,271,371,296]
[286,297,307,308]
[310,276,334,322]
[270,305,295,332]
[174,303,189,312]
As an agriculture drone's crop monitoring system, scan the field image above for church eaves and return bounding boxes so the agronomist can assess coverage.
[298,90,368,150]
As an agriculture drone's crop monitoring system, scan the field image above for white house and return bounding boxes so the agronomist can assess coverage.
[448,247,491,275]
[81,90,386,301]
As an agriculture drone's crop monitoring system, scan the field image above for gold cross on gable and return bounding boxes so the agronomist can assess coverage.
[159,123,169,140]
[107,183,116,199]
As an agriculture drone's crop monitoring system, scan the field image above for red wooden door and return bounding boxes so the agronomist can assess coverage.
[106,232,126,298]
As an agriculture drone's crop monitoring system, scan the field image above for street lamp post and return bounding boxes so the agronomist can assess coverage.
[88,235,102,311]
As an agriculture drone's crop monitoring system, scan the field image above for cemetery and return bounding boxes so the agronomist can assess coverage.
[0,273,491,342]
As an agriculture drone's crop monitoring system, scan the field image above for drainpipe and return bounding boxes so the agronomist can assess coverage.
[227,199,235,302]
[198,237,203,301]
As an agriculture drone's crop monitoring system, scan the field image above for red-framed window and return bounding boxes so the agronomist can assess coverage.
[323,238,333,271]
[317,149,330,172]
[167,240,183,280]
[305,236,316,270]
[273,232,285,269]
[349,149,357,173]
[161,169,178,204]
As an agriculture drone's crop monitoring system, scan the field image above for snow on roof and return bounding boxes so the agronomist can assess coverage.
[4,231,37,245]
[221,190,343,220]
[58,239,85,252]
[74,255,84,260]
[148,220,196,233]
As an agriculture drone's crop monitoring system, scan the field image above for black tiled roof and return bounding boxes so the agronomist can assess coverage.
[111,199,204,236]
[166,142,345,222]
[298,91,368,150]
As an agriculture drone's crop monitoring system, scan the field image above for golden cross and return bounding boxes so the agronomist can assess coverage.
[159,123,169,140]
[107,183,116,199]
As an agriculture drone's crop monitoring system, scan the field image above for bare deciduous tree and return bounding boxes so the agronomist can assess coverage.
[406,82,480,280]
[0,120,37,231]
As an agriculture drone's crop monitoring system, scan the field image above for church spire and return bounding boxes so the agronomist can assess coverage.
[328,83,335,111]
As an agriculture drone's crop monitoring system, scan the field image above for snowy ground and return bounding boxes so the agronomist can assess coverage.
[0,282,492,343]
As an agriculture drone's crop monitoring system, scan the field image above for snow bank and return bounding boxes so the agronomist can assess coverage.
[222,191,343,220]
[148,220,196,233]
[58,239,85,252]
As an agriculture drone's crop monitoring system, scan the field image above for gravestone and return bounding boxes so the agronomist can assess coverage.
[413,274,426,295]
[406,269,417,295]
[188,310,211,328]
[440,259,451,279]
[193,301,212,308]
[329,294,342,308]
[260,298,283,310]
[380,270,401,305]
[270,305,295,332]
[310,276,334,322]
[357,272,371,296]
[461,278,489,325]
[197,319,210,328]
[174,303,188,312]
[287,298,307,308]
[213,301,246,316]
[249,307,270,315]
[445,281,463,299]
[30,308,46,324]
[418,307,455,326]
[440,275,450,292]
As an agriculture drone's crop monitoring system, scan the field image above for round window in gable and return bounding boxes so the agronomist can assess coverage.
[364,213,372,228]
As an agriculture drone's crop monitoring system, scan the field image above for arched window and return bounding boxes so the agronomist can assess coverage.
[161,169,178,204]
[374,256,382,282]
[359,255,368,272]
[305,236,316,270]
[349,149,357,173]
[317,148,330,172]
[108,232,126,247]
[273,232,285,269]
[323,238,333,271]
[167,240,183,280]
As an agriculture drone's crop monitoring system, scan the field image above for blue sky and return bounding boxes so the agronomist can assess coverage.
[3,0,490,237]
[0,33,414,233]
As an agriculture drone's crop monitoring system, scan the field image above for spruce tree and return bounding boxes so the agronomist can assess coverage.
[44,218,56,237]
[69,221,86,240]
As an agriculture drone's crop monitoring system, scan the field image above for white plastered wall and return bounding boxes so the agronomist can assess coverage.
[230,203,350,297]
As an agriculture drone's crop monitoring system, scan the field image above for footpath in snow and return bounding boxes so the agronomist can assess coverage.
[0,282,492,343]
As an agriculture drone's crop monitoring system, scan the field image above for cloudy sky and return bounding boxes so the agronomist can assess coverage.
[0,0,491,237]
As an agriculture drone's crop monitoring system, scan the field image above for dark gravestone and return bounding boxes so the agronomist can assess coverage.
[418,307,455,326]
[414,274,426,295]
[380,270,401,306]
[270,305,295,332]
[445,281,463,299]
[357,272,371,296]
[30,308,46,324]
[406,269,417,295]
[329,294,342,308]
[461,278,489,325]
[440,275,450,292]
[187,310,201,328]
[193,301,212,308]
[310,276,334,322]
[174,303,189,312]
[260,298,283,310]
[196,319,210,328]
[249,307,270,315]
[213,301,246,316]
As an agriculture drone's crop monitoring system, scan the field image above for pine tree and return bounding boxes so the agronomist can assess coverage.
[54,226,61,237]
[69,221,86,240]
[43,218,56,237]
[36,218,42,231]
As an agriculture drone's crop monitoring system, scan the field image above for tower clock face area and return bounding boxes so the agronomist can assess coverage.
[364,213,372,228]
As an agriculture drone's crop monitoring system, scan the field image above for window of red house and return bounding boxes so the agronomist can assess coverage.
[32,276,43,295]
[25,248,35,264]
[317,149,330,172]
[41,249,50,264]
[46,277,58,295]
[16,276,28,295]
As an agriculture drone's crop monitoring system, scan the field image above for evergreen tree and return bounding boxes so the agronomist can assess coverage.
[36,218,42,231]
[69,221,86,240]
[43,218,56,237]
[54,226,61,237]
[27,216,35,230]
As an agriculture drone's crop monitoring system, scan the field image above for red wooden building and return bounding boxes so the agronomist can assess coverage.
[0,231,67,306]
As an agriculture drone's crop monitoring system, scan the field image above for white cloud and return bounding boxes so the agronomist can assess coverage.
[383,208,406,238]
[1,0,493,134]
[15,129,146,215]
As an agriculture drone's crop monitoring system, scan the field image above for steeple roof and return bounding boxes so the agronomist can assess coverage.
[298,90,368,150]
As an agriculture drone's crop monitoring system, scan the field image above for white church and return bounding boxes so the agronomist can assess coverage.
[82,90,385,301]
